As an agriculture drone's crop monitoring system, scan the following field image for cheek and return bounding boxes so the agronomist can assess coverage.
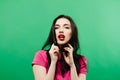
[55,31,58,38]
[69,33,72,39]
[68,30,72,37]
[66,32,72,39]
[69,32,72,39]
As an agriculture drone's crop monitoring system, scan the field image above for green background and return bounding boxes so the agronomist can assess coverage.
[0,0,120,80]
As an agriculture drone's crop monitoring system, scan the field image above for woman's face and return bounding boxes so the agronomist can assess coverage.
[54,18,72,45]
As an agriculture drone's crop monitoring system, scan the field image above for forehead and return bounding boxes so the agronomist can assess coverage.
[55,18,71,25]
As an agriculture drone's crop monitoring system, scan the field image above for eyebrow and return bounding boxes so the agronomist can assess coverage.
[55,24,60,26]
[63,24,70,26]
[55,24,70,26]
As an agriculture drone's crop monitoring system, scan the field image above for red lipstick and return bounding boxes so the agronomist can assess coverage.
[58,34,65,41]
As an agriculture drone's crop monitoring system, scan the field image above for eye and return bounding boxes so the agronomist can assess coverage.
[54,27,58,29]
[54,24,60,29]
[64,24,71,29]
[54,26,59,29]
[65,26,70,29]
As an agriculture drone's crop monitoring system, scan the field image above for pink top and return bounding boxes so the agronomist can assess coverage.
[32,50,87,80]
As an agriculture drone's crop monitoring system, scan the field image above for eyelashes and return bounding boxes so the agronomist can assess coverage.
[65,26,70,29]
[54,24,71,30]
[54,26,71,30]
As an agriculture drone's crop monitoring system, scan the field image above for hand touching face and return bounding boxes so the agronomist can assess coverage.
[62,44,74,67]
[49,44,59,63]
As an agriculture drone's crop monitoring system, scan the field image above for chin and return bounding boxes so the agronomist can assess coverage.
[58,43,65,45]
[57,42,65,45]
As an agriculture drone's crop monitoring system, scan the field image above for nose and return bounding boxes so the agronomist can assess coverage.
[59,28,64,33]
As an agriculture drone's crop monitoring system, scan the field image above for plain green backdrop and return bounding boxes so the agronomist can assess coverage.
[0,0,120,80]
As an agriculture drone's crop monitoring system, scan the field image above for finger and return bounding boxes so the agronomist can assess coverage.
[51,43,55,49]
[51,43,59,51]
[54,51,59,56]
[62,52,67,59]
[54,52,58,56]
[54,49,59,53]
[54,48,59,52]
[68,44,73,49]
[64,44,72,50]
[64,47,70,51]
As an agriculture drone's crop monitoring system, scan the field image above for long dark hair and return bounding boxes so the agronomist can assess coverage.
[42,15,86,76]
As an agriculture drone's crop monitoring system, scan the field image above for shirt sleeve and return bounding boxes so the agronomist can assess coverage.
[79,56,87,74]
[32,50,48,69]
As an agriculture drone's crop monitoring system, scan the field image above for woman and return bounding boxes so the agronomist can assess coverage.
[32,15,87,80]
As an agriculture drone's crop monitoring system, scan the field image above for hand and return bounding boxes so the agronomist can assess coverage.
[63,44,74,67]
[49,44,59,63]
